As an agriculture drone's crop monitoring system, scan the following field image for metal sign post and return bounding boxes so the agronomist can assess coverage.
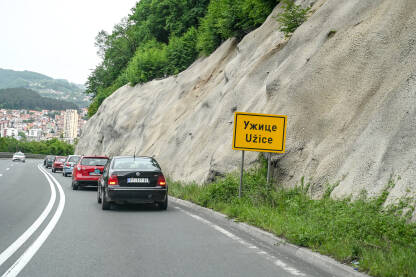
[267,153,271,184]
[239,151,245,198]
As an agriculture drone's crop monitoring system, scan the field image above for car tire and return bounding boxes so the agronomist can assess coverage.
[52,168,55,173]
[101,192,110,210]
[159,197,168,210]
[97,187,102,203]
[72,181,79,190]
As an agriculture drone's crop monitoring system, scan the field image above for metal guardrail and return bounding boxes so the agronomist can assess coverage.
[0,152,46,159]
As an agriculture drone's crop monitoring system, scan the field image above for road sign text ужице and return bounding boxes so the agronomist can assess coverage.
[232,112,287,153]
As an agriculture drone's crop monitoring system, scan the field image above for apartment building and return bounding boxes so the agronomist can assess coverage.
[63,109,79,143]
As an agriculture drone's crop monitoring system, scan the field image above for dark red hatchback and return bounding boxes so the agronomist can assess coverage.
[52,156,67,173]
[72,156,109,190]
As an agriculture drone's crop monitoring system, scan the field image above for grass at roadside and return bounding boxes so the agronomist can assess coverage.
[168,163,416,277]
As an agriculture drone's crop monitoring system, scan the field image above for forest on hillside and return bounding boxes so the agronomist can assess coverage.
[0,88,79,110]
[85,0,280,117]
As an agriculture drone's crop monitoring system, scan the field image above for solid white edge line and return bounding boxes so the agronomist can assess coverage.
[2,165,66,277]
[0,165,56,267]
[176,207,306,277]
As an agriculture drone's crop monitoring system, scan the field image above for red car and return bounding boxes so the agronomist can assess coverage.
[52,156,67,172]
[72,156,109,190]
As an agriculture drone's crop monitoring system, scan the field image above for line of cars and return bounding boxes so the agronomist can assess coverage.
[44,154,168,211]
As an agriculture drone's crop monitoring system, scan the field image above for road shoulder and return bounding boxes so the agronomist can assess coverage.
[170,196,369,277]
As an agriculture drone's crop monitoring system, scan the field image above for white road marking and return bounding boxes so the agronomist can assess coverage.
[0,165,56,267]
[176,207,306,276]
[2,165,66,277]
[0,174,2,177]
[5,168,9,171]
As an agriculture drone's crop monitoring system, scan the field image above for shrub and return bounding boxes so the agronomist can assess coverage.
[276,0,309,37]
[166,27,199,75]
[126,40,168,85]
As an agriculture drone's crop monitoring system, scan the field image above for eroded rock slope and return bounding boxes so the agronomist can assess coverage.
[77,0,416,205]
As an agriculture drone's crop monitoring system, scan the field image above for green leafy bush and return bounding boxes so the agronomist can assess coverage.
[276,0,309,37]
[166,27,199,75]
[126,40,168,85]
[197,0,278,55]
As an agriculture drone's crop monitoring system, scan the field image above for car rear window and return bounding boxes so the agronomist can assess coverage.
[69,156,80,163]
[58,158,66,162]
[112,157,160,170]
[81,158,108,166]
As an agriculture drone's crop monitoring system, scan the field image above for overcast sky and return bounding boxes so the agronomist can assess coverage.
[0,0,138,84]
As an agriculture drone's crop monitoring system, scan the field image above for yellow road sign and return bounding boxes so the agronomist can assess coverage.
[232,112,287,153]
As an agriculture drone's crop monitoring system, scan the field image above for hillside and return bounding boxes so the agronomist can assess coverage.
[0,68,89,107]
[77,0,416,219]
[0,88,78,110]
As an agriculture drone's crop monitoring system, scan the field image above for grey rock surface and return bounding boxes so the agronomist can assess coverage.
[77,0,416,209]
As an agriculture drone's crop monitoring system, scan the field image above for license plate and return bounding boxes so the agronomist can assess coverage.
[89,170,101,176]
[127,178,149,183]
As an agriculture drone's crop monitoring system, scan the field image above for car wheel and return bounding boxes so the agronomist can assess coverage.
[52,168,55,173]
[159,197,168,210]
[101,191,110,210]
[72,181,79,190]
[97,187,102,203]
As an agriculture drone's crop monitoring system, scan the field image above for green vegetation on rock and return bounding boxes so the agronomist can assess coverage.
[276,0,310,37]
[0,137,74,156]
[86,0,279,117]
[169,159,416,277]
[0,88,79,110]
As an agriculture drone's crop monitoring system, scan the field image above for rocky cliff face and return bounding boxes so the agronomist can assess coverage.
[77,0,416,206]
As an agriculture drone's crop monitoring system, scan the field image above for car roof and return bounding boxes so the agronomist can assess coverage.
[112,156,153,159]
[82,156,109,159]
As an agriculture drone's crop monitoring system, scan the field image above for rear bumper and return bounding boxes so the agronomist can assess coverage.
[12,158,25,162]
[106,187,167,203]
[76,180,99,187]
[74,174,100,182]
[63,167,73,174]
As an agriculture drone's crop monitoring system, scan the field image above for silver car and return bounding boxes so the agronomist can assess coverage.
[12,152,26,162]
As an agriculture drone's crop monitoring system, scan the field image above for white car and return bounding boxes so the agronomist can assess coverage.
[12,152,26,162]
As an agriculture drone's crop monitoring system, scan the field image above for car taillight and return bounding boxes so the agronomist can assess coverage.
[65,163,70,166]
[157,175,166,186]
[108,175,118,186]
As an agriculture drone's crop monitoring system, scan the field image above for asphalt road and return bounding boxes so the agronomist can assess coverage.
[0,159,362,277]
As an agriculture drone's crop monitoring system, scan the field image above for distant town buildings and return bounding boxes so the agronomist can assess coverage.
[0,108,88,144]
